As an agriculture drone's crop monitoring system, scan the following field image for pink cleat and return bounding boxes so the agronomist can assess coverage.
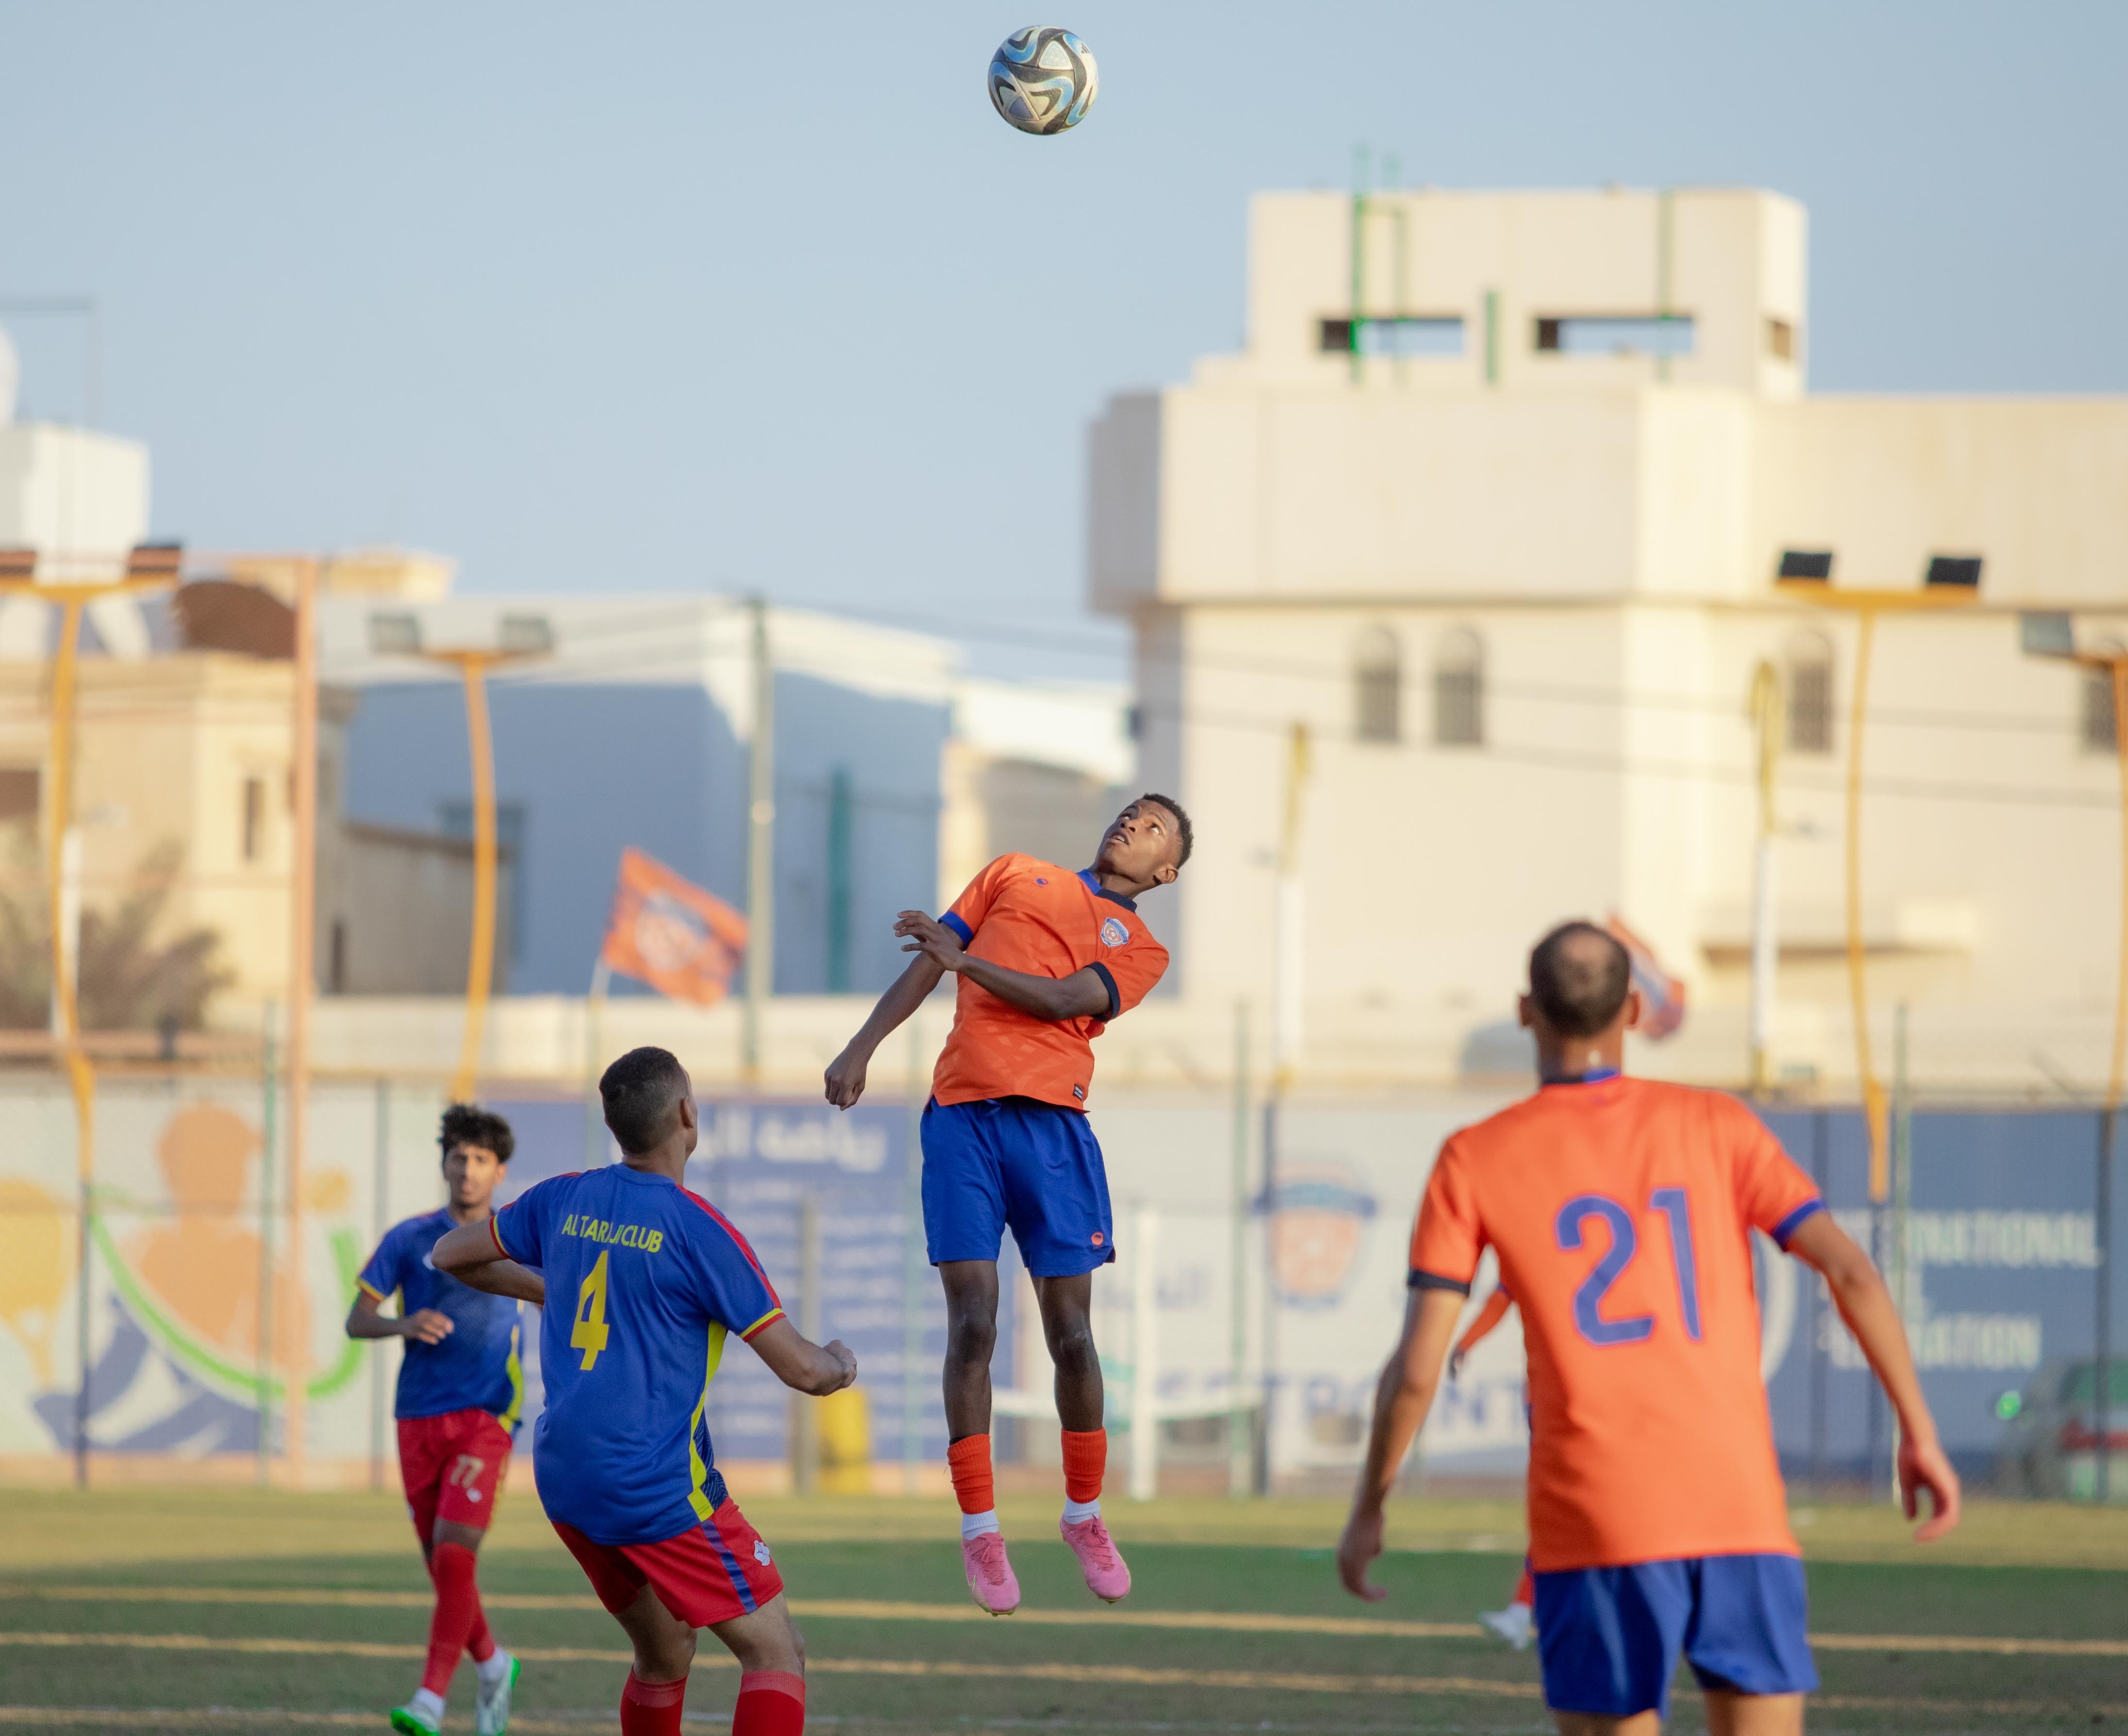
[1060,1514,1132,1603]
[962,1531,1020,1616]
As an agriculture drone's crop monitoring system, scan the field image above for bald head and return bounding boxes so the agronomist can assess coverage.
[1528,922,1632,1038]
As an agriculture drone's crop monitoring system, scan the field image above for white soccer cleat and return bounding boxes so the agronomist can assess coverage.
[1479,1601,1536,1650]
[475,1651,520,1735]
[389,1699,443,1736]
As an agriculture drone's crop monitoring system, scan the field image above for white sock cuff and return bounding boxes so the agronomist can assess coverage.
[960,1508,1001,1539]
[410,1687,446,1719]
[476,1649,512,1682]
[1062,1496,1100,1525]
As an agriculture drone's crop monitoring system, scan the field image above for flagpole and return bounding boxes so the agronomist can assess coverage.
[584,955,610,1167]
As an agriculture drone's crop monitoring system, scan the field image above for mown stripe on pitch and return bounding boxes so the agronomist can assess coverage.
[0,1632,2125,1719]
[2,1587,2122,1657]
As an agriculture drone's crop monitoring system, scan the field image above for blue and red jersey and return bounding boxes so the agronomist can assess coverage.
[492,1163,784,1546]
[358,1205,524,1427]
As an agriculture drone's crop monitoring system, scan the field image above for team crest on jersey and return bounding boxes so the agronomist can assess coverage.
[754,1539,772,1565]
[1099,916,1128,947]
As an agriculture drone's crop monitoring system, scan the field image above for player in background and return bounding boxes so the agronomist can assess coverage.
[823,796,1190,1616]
[1338,922,1960,1735]
[1445,1285,1538,1650]
[348,1104,525,1736]
[435,1047,856,1736]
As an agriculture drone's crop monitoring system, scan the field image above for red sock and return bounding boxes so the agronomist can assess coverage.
[1060,1429,1106,1504]
[464,1597,497,1665]
[620,1669,686,1736]
[947,1434,994,1514]
[421,1541,482,1696]
[735,1669,805,1736]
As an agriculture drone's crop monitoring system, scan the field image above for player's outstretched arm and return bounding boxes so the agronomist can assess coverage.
[1787,1211,1961,1541]
[1337,1286,1465,1601]
[748,1315,858,1396]
[430,1220,548,1308]
[344,1288,453,1345]
[825,953,948,1109]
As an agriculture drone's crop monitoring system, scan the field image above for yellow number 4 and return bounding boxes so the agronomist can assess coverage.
[571,1249,612,1370]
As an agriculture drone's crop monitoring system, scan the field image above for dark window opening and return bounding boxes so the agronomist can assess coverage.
[1778,549,1834,582]
[1786,633,1835,756]
[1925,555,1983,590]
[1534,314,1695,358]
[1433,628,1484,748]
[0,767,38,822]
[1320,316,1464,356]
[1767,317,1795,361]
[329,919,348,994]
[242,776,266,862]
[1354,626,1402,743]
[2084,648,2123,755]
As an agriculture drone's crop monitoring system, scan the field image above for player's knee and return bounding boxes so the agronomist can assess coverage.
[1044,1310,1096,1369]
[637,1623,696,1680]
[945,1310,996,1366]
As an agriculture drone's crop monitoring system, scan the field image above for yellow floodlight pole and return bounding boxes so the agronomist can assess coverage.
[0,544,181,1488]
[369,622,550,1104]
[2020,612,2128,1504]
[1777,568,1980,1202]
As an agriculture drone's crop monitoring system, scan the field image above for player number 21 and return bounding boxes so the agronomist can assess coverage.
[571,1249,613,1370]
[1554,1188,1702,1347]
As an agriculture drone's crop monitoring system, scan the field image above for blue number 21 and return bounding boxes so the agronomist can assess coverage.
[1554,1189,1703,1347]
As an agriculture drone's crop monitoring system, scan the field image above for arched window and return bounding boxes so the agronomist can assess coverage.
[2085,640,2124,755]
[1433,627,1484,747]
[1354,625,1401,743]
[1784,631,1834,755]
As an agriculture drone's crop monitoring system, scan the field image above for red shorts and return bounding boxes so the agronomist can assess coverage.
[398,1408,513,1539]
[553,1501,785,1629]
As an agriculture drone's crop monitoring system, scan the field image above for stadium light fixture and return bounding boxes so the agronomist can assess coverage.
[369,614,554,1101]
[2019,607,2127,1506]
[1775,553,1983,1203]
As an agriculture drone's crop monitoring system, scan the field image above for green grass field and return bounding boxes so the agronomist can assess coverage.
[2,1489,2124,1734]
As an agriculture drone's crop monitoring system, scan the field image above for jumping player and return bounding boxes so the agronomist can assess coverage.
[348,1103,525,1736]
[823,796,1191,1616]
[1446,1285,1537,1650]
[435,1046,855,1736]
[1338,922,1960,1734]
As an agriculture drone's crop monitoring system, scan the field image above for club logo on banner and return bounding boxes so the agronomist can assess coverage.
[600,847,749,1005]
[1266,1164,1379,1310]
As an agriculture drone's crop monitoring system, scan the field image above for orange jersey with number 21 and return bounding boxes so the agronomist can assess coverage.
[1409,1076,1823,1573]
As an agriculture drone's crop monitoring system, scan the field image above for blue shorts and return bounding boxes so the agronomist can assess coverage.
[1534,1553,1817,1719]
[921,1096,1114,1278]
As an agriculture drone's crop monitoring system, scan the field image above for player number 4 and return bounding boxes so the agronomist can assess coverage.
[1554,1188,1702,1347]
[571,1248,613,1370]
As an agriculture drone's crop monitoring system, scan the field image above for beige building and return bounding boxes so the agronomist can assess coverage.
[1089,186,2128,1096]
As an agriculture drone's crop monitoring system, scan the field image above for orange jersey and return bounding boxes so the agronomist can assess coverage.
[1408,1076,1822,1572]
[931,855,1169,1111]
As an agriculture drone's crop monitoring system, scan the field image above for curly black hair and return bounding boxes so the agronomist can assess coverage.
[1135,792,1194,868]
[438,1102,515,1165]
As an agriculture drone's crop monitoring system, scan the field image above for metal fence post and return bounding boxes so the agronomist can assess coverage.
[903,1020,925,1495]
[370,1076,390,1495]
[792,1191,821,1495]
[2099,1105,2115,1505]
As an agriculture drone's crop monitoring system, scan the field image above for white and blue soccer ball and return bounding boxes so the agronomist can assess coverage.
[987,27,1098,135]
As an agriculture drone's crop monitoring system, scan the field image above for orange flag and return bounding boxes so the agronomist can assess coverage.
[600,847,750,1006]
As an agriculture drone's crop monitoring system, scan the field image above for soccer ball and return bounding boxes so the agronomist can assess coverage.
[987,27,1098,135]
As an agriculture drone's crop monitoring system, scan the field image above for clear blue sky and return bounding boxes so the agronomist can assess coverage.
[1,3,2120,679]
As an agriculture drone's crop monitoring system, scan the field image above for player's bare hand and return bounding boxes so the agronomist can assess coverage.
[1899,1431,1961,1542]
[824,1046,869,1109]
[822,1339,858,1392]
[893,910,965,972]
[1447,1349,1467,1384]
[402,1309,454,1345]
[1336,1506,1389,1601]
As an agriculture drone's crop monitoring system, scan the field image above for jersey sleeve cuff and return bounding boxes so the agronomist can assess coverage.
[1089,962,1121,1020]
[1408,1268,1474,1296]
[738,1306,786,1342]
[940,912,974,946]
[1770,1198,1826,1249]
[490,1216,515,1261]
[355,1278,388,1302]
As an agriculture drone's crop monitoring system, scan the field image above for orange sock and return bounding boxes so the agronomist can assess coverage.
[947,1434,995,1514]
[1060,1429,1106,1504]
